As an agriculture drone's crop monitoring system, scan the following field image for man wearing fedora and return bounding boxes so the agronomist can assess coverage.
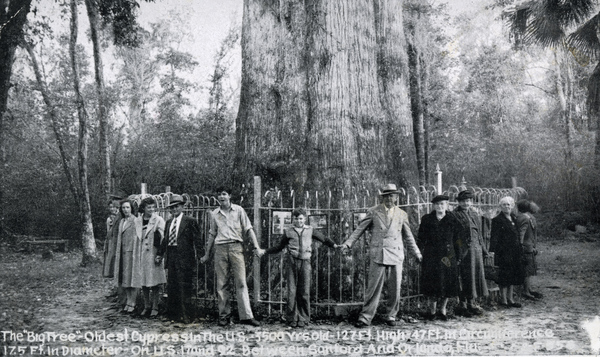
[157,194,200,323]
[341,184,422,327]
[200,186,262,327]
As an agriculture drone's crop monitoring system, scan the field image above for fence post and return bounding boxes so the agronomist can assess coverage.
[435,164,442,194]
[511,177,517,188]
[141,183,147,195]
[253,176,262,301]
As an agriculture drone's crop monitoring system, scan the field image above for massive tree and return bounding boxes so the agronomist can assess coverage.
[235,0,414,197]
[0,0,32,238]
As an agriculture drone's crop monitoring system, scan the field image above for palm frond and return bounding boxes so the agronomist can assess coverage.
[567,13,600,60]
[524,8,565,46]
[552,0,596,28]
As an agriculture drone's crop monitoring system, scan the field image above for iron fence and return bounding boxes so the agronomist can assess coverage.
[138,177,527,317]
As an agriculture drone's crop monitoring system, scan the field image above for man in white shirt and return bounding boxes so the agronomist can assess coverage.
[200,187,262,327]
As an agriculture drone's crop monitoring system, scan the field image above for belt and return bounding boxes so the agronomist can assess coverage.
[217,241,242,245]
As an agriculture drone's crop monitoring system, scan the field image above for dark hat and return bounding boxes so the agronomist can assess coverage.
[167,194,185,208]
[457,190,473,201]
[379,183,400,196]
[431,195,450,203]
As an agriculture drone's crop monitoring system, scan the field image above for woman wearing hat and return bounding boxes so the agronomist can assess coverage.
[132,197,166,317]
[418,195,460,320]
[453,190,488,317]
[114,199,141,313]
[491,196,525,307]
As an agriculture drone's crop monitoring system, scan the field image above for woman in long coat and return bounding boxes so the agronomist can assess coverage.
[517,199,542,300]
[491,196,524,307]
[102,198,121,278]
[453,190,488,317]
[132,197,166,317]
[418,195,460,320]
[114,199,141,313]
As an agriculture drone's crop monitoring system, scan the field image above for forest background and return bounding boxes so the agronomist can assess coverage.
[1,0,598,264]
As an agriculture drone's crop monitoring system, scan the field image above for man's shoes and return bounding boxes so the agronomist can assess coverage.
[522,293,537,300]
[241,319,260,327]
[508,302,522,308]
[218,318,230,327]
[354,320,369,328]
[139,308,150,317]
[383,318,403,326]
[297,321,305,328]
[288,321,297,328]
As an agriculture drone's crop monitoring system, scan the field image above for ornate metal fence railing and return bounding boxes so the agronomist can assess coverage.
[136,176,527,317]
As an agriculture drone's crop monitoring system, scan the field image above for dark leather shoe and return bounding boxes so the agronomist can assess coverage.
[384,319,403,326]
[436,312,448,321]
[509,302,522,308]
[218,318,229,327]
[241,319,260,327]
[354,320,369,328]
[297,321,305,328]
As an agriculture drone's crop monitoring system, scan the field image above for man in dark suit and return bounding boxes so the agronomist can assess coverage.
[341,184,422,327]
[157,194,199,323]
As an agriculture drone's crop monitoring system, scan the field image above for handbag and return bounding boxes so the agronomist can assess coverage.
[483,252,499,282]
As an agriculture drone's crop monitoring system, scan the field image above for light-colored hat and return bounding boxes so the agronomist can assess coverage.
[379,184,400,196]
[167,194,185,207]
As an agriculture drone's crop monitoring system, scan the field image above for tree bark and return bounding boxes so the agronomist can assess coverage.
[0,0,32,238]
[84,0,112,198]
[70,0,97,265]
[235,0,412,202]
[554,50,576,209]
[408,41,426,186]
[24,42,80,204]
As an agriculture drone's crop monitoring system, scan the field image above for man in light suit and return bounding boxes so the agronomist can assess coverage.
[341,184,422,327]
[157,194,200,323]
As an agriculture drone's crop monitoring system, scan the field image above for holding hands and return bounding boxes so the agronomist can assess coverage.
[255,248,266,258]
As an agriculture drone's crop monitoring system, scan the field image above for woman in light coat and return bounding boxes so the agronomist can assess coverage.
[132,197,166,317]
[114,199,141,313]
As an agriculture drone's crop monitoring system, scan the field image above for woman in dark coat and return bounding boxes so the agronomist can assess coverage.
[517,199,542,300]
[491,196,524,307]
[453,190,488,317]
[418,195,460,320]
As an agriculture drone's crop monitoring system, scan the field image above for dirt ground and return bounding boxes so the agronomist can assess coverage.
[1,236,600,357]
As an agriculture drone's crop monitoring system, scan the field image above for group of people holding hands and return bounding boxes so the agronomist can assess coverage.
[102,183,540,329]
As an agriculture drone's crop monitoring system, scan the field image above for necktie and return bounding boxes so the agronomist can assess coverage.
[168,219,177,246]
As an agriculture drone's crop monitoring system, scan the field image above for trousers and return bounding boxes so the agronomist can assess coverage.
[214,243,254,320]
[358,260,403,324]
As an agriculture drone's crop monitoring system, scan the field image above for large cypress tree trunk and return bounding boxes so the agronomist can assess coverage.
[0,0,31,238]
[70,0,97,265]
[235,0,412,200]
